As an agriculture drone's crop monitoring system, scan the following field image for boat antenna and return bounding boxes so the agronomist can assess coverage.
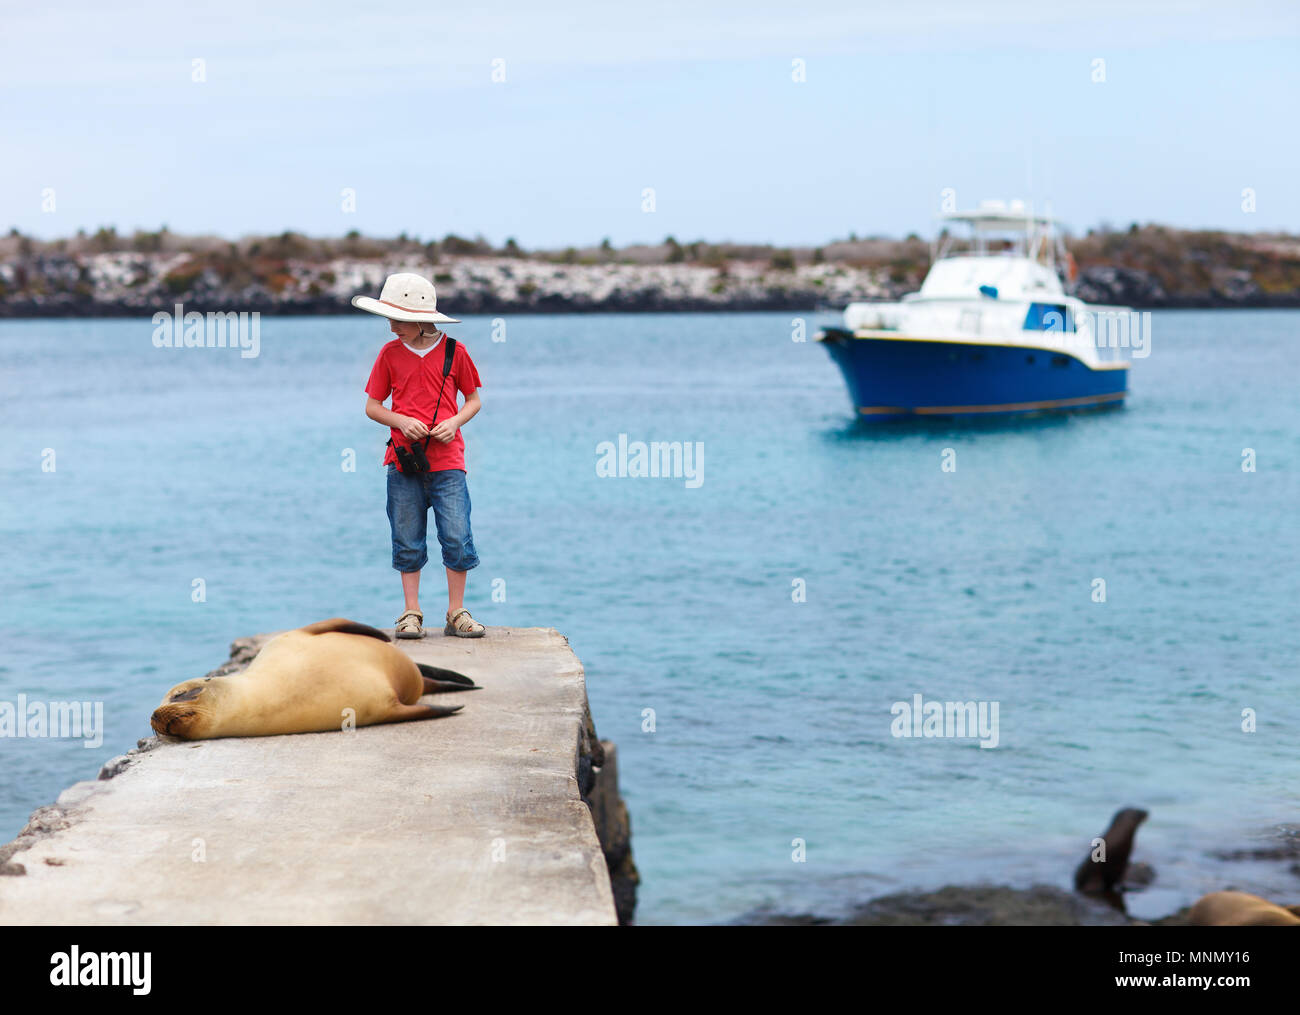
[1026,135,1034,204]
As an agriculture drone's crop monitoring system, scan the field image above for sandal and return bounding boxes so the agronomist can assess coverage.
[394,609,424,639]
[444,608,485,639]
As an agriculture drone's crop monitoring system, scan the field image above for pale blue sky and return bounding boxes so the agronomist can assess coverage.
[4,0,1297,246]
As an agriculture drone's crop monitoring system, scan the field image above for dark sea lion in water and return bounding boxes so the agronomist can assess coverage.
[1074,807,1149,902]
[1189,891,1300,926]
[150,618,478,739]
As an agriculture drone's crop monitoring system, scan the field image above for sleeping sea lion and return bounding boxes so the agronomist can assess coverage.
[150,618,477,740]
[1074,807,1148,897]
[1188,891,1300,927]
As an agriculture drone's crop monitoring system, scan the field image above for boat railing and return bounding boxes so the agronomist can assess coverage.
[936,246,1026,257]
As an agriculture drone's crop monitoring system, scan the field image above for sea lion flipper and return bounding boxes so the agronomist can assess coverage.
[422,677,480,695]
[417,662,478,691]
[300,618,392,642]
[388,702,464,722]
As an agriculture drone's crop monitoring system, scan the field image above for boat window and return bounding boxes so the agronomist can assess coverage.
[1051,355,1071,368]
[1023,303,1073,332]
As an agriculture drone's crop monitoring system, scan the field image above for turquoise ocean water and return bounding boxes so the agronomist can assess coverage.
[1,309,1297,923]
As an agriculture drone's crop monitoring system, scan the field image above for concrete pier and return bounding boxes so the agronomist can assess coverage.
[0,626,635,925]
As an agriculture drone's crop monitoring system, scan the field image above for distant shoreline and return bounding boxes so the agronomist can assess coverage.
[4,294,1300,320]
[4,224,1297,319]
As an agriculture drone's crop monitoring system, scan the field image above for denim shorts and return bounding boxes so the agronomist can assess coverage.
[386,465,479,573]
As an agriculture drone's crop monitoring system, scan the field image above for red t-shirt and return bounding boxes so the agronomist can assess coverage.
[365,337,482,472]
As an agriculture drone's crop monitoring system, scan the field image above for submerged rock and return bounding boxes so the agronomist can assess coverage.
[743,884,1134,926]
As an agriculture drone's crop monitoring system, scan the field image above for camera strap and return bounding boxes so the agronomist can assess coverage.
[429,337,457,430]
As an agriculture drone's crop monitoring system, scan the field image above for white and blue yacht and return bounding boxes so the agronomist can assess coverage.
[817,200,1132,420]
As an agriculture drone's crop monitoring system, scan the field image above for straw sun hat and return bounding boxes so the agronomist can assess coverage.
[351,272,460,324]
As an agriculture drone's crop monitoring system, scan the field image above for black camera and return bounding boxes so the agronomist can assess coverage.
[393,435,431,474]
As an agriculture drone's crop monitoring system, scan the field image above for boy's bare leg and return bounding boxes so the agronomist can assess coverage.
[446,567,466,616]
[402,570,421,612]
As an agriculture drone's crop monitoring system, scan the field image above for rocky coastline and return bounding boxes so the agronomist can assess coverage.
[3,224,1297,317]
[740,821,1300,927]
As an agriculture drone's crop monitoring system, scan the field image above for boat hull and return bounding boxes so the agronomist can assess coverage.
[820,333,1128,421]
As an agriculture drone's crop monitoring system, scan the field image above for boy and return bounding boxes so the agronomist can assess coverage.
[353,272,485,638]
